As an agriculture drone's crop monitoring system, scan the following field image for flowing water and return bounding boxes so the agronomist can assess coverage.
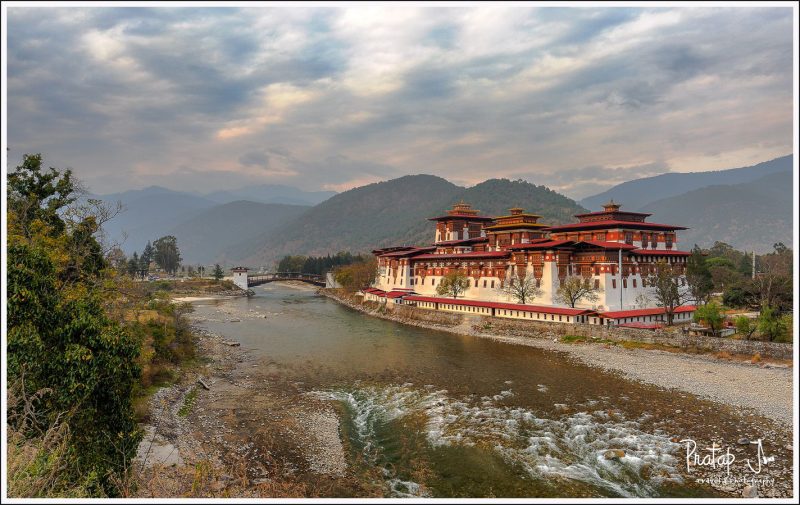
[190,283,784,498]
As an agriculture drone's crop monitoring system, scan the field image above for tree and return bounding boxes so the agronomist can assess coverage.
[734,316,757,340]
[140,241,154,279]
[8,154,141,495]
[436,270,470,299]
[757,306,788,342]
[213,264,224,282]
[334,258,379,292]
[8,153,76,238]
[554,276,601,308]
[693,302,725,337]
[645,260,693,325]
[749,243,792,311]
[153,235,182,275]
[496,273,542,305]
[107,246,127,273]
[127,251,140,278]
[686,245,713,304]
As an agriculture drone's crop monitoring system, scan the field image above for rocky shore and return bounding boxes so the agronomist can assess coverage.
[320,289,794,427]
[133,322,362,497]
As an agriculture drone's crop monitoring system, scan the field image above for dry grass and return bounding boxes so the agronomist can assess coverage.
[131,457,306,498]
[751,352,762,363]
[715,350,733,360]
[6,381,93,498]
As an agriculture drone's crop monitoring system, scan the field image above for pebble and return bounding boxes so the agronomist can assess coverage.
[742,484,757,498]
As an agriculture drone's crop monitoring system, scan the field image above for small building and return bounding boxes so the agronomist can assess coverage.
[595,305,696,327]
[404,295,596,323]
[231,266,249,290]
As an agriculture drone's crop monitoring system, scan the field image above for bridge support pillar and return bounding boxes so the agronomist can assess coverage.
[231,266,249,290]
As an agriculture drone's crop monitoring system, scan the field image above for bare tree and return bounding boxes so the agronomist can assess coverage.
[497,273,542,304]
[645,261,693,325]
[749,244,792,311]
[437,270,470,299]
[554,276,602,308]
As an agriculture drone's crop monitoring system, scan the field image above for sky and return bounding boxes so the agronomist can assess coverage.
[4,4,795,200]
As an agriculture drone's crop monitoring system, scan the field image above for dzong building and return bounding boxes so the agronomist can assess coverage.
[367,201,696,327]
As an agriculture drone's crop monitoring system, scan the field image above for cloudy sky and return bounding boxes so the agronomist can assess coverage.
[5,5,794,199]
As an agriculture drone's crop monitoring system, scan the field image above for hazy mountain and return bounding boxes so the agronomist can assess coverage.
[93,186,218,254]
[169,201,310,264]
[580,155,792,211]
[640,170,792,253]
[241,176,587,267]
[448,178,587,225]
[204,184,336,206]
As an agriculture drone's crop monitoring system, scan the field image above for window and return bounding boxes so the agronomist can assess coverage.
[483,280,487,288]
[623,278,627,288]
[491,280,495,288]
[633,279,637,288]
[594,279,600,289]
[612,279,617,289]
[625,232,633,244]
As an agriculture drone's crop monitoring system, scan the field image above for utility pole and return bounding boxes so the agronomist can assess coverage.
[618,248,623,310]
[752,250,756,280]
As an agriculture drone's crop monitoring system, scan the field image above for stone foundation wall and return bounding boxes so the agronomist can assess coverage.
[478,317,793,360]
[323,290,793,360]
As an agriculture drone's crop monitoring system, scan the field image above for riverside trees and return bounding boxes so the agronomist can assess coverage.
[436,271,470,299]
[554,276,601,308]
[8,154,141,495]
[499,273,542,304]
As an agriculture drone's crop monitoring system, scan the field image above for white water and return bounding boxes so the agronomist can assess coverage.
[314,383,683,497]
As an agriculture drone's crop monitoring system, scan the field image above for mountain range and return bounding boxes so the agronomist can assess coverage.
[95,154,793,266]
[580,155,792,210]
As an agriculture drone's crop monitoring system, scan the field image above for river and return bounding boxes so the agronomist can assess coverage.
[188,283,789,498]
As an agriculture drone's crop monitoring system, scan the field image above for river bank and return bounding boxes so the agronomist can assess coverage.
[319,289,794,428]
[130,285,793,498]
[132,320,378,497]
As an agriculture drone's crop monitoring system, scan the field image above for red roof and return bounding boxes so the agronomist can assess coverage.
[574,240,638,250]
[434,237,489,246]
[545,220,688,232]
[381,247,436,258]
[386,290,413,299]
[507,240,573,250]
[412,251,511,260]
[428,213,494,222]
[364,288,387,296]
[632,249,690,256]
[404,295,596,316]
[574,210,652,218]
[600,305,696,319]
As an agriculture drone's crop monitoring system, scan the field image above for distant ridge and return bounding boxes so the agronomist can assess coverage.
[580,155,792,211]
[640,170,792,253]
[241,176,587,267]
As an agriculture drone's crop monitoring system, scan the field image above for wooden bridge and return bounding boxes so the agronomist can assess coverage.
[245,271,326,288]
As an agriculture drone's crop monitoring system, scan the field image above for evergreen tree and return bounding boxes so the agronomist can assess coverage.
[686,245,713,304]
[213,264,224,281]
[152,235,181,275]
[127,251,140,278]
[140,241,153,279]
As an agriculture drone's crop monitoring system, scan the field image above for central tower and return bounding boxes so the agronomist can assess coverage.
[428,201,494,244]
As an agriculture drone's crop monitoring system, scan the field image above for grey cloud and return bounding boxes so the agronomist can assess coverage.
[6,6,793,197]
[239,150,270,168]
